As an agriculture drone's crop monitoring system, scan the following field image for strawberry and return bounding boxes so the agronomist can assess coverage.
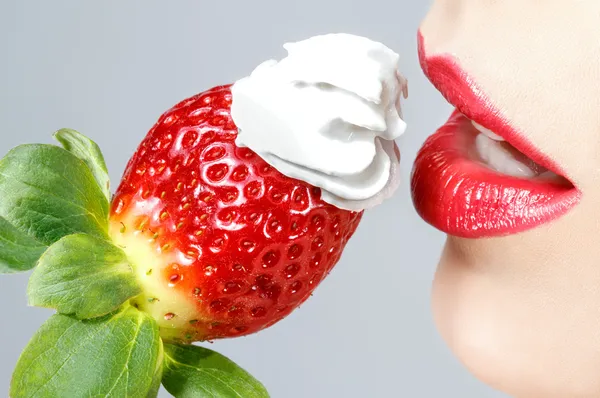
[109,84,363,342]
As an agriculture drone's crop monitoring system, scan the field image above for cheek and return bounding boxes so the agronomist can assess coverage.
[431,236,600,398]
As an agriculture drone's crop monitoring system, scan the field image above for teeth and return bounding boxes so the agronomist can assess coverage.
[537,169,562,181]
[471,118,563,181]
[472,121,504,141]
[475,133,537,178]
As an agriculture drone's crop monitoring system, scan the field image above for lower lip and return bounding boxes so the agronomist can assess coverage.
[411,111,580,238]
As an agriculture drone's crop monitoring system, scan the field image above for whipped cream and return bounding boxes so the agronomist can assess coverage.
[230,33,408,211]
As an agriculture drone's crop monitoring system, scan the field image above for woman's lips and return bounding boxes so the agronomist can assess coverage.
[411,33,581,238]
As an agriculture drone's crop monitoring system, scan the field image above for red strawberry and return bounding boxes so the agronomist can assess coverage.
[109,84,363,342]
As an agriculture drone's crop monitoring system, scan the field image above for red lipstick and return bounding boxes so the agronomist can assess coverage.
[411,33,580,238]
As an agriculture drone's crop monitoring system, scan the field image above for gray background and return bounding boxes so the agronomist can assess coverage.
[0,1,506,397]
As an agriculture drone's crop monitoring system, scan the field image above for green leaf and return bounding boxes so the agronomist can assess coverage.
[0,215,46,273]
[0,144,109,246]
[162,343,270,398]
[28,233,141,319]
[147,343,165,398]
[54,128,111,201]
[10,306,163,398]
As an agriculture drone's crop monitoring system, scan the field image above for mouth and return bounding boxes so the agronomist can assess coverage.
[411,33,581,238]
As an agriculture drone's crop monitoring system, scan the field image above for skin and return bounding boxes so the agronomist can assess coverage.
[419,1,600,397]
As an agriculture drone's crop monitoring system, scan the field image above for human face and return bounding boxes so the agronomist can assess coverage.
[413,1,600,397]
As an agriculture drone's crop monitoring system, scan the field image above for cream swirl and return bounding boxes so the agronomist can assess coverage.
[231,33,407,211]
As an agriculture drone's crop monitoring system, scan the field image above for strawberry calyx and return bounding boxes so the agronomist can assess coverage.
[0,129,269,397]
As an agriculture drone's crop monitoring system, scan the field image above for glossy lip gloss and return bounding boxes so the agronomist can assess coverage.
[411,33,581,238]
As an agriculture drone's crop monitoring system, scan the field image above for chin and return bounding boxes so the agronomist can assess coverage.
[431,231,600,398]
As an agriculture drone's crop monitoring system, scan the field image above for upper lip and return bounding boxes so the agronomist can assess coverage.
[417,33,572,185]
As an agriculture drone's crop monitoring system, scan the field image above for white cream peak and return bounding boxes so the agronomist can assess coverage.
[231,33,407,211]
